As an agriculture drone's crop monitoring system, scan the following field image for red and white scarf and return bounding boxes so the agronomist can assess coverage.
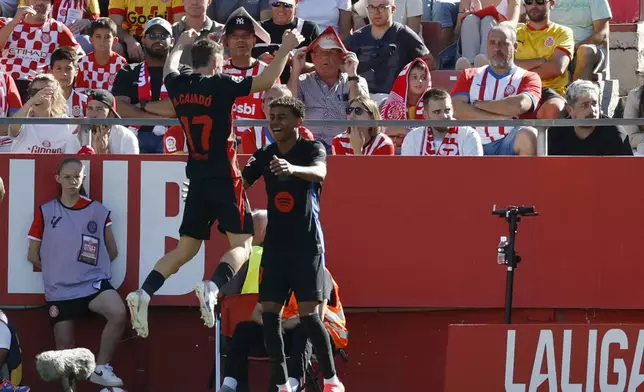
[134,63,168,133]
[138,62,168,101]
[423,127,460,156]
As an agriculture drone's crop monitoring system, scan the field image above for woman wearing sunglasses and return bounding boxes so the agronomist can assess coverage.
[8,74,81,154]
[332,95,395,155]
[454,0,521,69]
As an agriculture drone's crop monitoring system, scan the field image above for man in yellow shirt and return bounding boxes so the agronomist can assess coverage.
[108,0,184,61]
[515,0,574,119]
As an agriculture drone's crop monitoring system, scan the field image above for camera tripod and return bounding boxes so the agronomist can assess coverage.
[492,205,539,324]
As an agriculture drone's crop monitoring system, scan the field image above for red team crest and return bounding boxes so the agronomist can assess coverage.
[42,140,51,148]
[504,85,516,96]
[59,8,66,16]
[41,33,51,44]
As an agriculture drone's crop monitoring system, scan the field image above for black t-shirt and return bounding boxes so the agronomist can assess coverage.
[242,138,327,254]
[548,125,633,156]
[254,17,320,84]
[345,22,429,94]
[111,63,191,133]
[165,69,254,180]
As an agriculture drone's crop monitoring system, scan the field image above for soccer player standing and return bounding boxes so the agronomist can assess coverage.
[242,96,344,392]
[125,28,304,339]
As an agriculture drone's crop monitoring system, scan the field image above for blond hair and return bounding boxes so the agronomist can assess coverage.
[29,74,67,118]
[349,95,382,136]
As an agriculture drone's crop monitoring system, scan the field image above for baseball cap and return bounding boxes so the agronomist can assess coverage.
[307,26,347,53]
[144,17,173,35]
[272,0,297,5]
[224,7,271,44]
[87,89,121,119]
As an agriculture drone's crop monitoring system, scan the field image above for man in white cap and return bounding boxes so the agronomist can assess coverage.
[288,26,368,150]
[84,89,140,154]
[223,7,275,141]
[112,17,187,153]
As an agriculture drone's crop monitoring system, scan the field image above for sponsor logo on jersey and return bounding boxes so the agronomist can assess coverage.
[233,103,256,116]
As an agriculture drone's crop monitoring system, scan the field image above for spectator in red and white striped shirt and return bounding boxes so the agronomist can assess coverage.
[451,23,541,156]
[0,72,23,152]
[75,18,128,92]
[0,1,81,103]
[332,95,394,155]
[49,47,88,119]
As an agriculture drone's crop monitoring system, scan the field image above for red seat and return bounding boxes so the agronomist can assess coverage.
[432,70,462,92]
[219,293,259,338]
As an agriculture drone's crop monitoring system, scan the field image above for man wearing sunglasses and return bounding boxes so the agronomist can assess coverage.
[111,18,187,153]
[515,0,573,120]
[255,0,319,84]
[549,0,611,81]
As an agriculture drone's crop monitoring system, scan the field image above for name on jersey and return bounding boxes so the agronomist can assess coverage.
[8,47,47,60]
[172,93,212,107]
[127,10,169,26]
[233,103,256,116]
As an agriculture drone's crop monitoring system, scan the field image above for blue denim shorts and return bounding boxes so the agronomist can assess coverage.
[483,128,519,156]
[432,1,459,28]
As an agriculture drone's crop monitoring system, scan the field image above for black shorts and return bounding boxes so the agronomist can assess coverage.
[540,88,565,105]
[259,249,326,305]
[13,78,30,106]
[46,280,114,326]
[180,177,254,241]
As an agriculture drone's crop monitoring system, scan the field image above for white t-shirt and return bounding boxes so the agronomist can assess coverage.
[10,122,81,154]
[296,0,352,33]
[550,0,612,44]
[392,0,424,25]
[108,125,140,154]
[0,136,12,153]
[401,126,484,156]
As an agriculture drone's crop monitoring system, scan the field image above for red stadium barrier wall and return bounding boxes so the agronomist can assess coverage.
[2,155,644,309]
[3,155,644,391]
[609,0,640,23]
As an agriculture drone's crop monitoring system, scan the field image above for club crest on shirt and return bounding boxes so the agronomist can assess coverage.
[60,8,67,16]
[42,140,51,148]
[73,105,81,117]
[41,33,51,44]
[165,136,177,152]
[49,305,59,318]
[87,220,98,234]
[231,75,244,83]
[504,85,516,96]
[544,36,555,48]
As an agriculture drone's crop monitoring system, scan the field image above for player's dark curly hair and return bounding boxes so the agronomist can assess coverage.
[269,96,306,119]
[191,39,224,69]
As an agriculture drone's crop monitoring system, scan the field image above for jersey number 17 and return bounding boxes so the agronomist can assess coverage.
[180,115,213,160]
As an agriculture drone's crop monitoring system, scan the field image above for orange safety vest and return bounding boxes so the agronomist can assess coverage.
[279,272,348,349]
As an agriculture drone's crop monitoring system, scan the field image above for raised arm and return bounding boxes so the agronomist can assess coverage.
[250,29,304,94]
[0,7,35,49]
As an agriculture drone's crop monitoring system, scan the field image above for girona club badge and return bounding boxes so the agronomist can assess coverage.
[41,33,51,44]
[504,85,516,96]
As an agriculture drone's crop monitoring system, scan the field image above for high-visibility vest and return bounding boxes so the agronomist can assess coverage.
[323,275,348,349]
[241,246,263,294]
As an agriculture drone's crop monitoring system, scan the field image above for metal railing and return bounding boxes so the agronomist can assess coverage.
[2,117,643,155]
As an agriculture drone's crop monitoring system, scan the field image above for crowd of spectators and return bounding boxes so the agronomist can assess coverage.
[0,0,634,157]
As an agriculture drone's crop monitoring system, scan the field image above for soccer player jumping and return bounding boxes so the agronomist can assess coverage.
[126,27,304,339]
[242,96,344,392]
